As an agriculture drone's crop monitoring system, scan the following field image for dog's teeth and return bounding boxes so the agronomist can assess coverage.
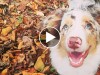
[69,57,73,62]
[69,57,83,64]
[82,52,85,55]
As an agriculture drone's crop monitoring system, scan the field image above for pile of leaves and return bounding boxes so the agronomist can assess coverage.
[0,0,67,75]
[0,0,100,75]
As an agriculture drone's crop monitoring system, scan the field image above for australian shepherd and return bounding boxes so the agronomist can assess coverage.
[42,0,100,75]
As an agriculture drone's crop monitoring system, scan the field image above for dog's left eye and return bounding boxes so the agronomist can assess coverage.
[85,23,93,30]
[62,24,68,30]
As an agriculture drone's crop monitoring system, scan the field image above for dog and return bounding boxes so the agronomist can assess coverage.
[41,0,100,75]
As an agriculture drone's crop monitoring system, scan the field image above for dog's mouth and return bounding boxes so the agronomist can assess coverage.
[68,48,90,67]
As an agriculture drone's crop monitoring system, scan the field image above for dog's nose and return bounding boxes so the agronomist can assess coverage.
[68,37,82,49]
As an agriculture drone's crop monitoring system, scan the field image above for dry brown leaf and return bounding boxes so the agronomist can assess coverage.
[32,73,45,75]
[23,16,29,25]
[9,4,15,11]
[16,53,25,63]
[0,19,4,24]
[17,0,28,11]
[0,8,3,14]
[0,36,8,41]
[2,53,10,63]
[34,0,45,7]
[1,27,12,36]
[22,36,33,47]
[27,2,38,10]
[31,45,36,54]
[10,17,15,23]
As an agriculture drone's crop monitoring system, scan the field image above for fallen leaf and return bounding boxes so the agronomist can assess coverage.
[34,56,45,71]
[32,73,45,75]
[27,2,38,10]
[17,0,29,11]
[31,45,36,54]
[16,53,25,63]
[8,30,16,41]
[0,36,8,41]
[0,8,3,14]
[17,15,23,24]
[1,27,12,36]
[35,11,44,16]
[22,36,33,47]
[1,69,8,75]
[18,41,23,49]
[42,66,50,73]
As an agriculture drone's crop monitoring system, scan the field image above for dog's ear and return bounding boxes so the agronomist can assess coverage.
[87,0,100,18]
[68,0,95,10]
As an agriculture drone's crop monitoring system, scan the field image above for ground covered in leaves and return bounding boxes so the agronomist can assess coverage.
[0,0,100,75]
[0,0,67,75]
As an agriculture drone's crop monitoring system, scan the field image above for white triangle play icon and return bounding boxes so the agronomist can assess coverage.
[46,32,55,43]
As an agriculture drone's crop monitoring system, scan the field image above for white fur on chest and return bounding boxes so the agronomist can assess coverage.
[50,45,100,75]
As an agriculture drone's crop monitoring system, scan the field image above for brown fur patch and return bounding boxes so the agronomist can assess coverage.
[63,16,73,26]
[82,16,91,22]
[87,34,97,54]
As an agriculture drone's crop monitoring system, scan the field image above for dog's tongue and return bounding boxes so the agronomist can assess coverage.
[68,52,84,67]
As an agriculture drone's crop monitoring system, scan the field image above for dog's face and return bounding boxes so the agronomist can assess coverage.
[60,9,100,67]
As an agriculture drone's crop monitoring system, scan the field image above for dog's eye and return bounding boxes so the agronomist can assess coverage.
[85,23,93,30]
[62,24,68,30]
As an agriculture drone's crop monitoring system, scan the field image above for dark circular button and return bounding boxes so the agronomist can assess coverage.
[39,27,60,47]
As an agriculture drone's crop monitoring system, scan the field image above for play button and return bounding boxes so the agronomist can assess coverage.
[46,32,55,43]
[39,27,60,47]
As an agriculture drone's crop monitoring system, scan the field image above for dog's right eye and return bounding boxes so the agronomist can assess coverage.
[62,24,68,30]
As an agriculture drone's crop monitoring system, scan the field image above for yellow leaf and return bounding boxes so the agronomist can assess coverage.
[0,36,8,41]
[22,71,45,75]
[32,73,45,75]
[42,66,50,73]
[1,69,8,75]
[27,2,38,10]
[10,30,16,41]
[1,27,12,36]
[41,54,45,58]
[18,41,23,49]
[34,56,44,71]
[34,39,42,47]
[22,70,30,75]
